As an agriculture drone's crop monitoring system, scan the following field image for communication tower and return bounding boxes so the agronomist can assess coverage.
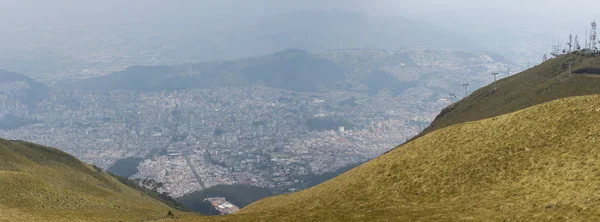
[568,33,573,52]
[585,26,588,49]
[591,21,597,51]
[574,35,581,50]
[551,43,563,56]
[492,72,499,91]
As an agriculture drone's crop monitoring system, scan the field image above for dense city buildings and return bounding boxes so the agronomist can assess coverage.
[1,85,443,197]
[0,49,512,198]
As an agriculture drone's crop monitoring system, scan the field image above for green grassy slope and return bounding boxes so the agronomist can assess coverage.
[0,139,195,222]
[416,52,600,138]
[200,95,600,221]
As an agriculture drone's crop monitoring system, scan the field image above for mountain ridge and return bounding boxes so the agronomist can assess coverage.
[68,48,509,97]
[413,51,600,140]
[0,69,49,107]
[70,49,345,92]
[0,138,194,221]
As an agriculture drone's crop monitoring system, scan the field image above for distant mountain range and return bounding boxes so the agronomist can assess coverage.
[68,48,510,100]
[69,49,345,92]
[0,10,488,82]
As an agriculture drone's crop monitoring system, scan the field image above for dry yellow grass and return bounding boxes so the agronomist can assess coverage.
[418,52,600,139]
[196,95,600,221]
[0,139,191,222]
[0,205,38,222]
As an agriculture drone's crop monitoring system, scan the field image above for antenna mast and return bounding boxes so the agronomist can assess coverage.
[552,36,555,55]
[585,26,588,49]
[568,32,573,52]
[492,72,499,91]
[462,83,469,97]
[591,20,597,51]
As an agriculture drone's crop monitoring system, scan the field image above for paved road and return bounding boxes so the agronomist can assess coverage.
[183,154,206,189]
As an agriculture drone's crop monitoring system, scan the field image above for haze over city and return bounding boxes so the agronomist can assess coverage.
[2,0,600,221]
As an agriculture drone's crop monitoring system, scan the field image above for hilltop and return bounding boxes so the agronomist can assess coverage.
[0,138,196,221]
[69,48,508,98]
[0,70,49,107]
[320,48,508,96]
[416,52,600,138]
[201,95,600,221]
[0,70,49,130]
[71,49,345,92]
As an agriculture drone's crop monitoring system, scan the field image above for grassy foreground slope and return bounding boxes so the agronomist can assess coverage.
[418,52,600,138]
[203,95,600,221]
[0,139,195,222]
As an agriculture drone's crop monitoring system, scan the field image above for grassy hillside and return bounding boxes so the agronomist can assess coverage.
[0,139,196,221]
[189,95,600,221]
[417,52,600,138]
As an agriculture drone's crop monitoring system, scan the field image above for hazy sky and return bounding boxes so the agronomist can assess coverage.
[1,0,600,57]
[3,0,600,28]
